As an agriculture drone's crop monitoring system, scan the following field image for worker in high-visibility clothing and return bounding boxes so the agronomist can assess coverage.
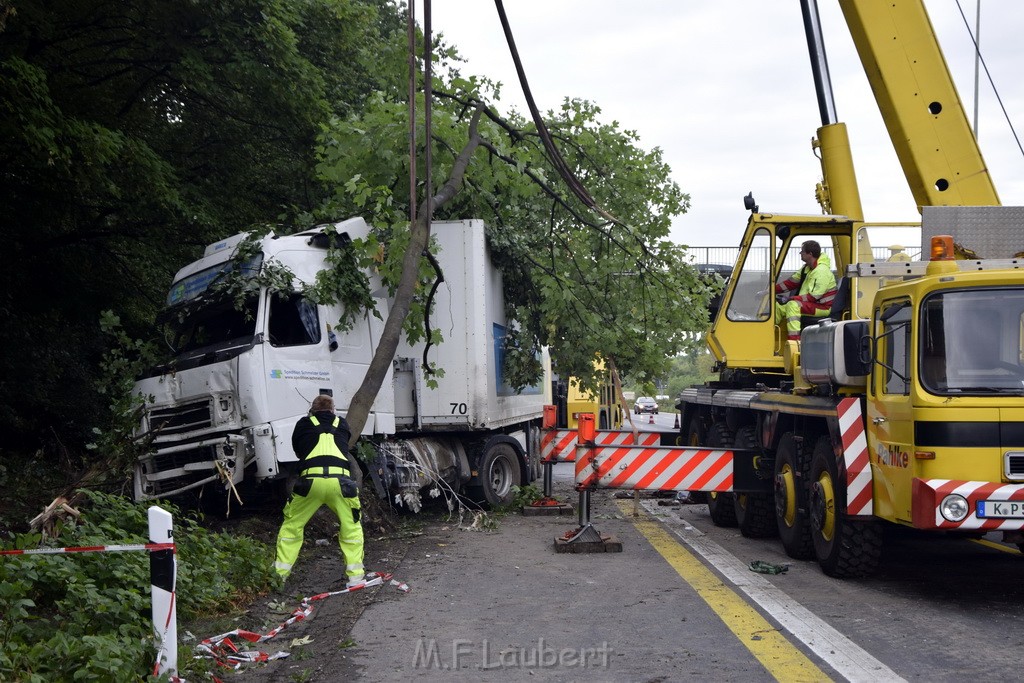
[774,239,837,341]
[274,394,365,587]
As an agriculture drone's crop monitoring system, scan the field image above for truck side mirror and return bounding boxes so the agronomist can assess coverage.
[858,334,873,367]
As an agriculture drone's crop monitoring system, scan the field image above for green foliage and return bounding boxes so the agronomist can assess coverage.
[87,311,161,476]
[664,350,719,398]
[0,0,409,453]
[0,491,275,681]
[509,483,542,508]
[313,54,715,396]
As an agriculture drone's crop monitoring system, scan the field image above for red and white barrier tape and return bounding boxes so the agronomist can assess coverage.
[197,572,409,671]
[0,542,175,556]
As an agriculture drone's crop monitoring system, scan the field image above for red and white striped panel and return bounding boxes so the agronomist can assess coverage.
[542,429,662,463]
[575,444,733,493]
[912,478,1024,531]
[837,397,873,517]
[541,429,578,463]
[594,430,661,447]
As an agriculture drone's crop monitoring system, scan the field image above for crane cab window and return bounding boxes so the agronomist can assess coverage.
[726,228,773,322]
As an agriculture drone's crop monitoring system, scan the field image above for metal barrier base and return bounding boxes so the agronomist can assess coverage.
[523,498,574,516]
[553,524,622,553]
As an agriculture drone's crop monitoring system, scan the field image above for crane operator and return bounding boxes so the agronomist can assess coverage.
[774,240,837,341]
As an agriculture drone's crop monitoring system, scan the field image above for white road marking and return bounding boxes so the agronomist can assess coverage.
[640,500,905,683]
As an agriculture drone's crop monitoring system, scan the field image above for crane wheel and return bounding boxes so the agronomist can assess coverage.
[773,432,814,559]
[732,425,777,539]
[705,422,737,527]
[808,436,882,577]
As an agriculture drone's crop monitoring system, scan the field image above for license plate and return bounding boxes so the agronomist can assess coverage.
[977,500,1024,519]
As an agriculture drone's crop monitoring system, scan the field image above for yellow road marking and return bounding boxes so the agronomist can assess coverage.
[970,538,1022,554]
[621,502,831,682]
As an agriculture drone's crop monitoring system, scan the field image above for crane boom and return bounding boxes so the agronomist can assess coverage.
[839,0,1000,208]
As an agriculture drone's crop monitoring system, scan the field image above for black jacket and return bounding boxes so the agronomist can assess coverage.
[291,411,353,464]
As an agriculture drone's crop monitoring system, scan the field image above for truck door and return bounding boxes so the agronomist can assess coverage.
[866,298,914,523]
[262,292,332,422]
[710,227,777,368]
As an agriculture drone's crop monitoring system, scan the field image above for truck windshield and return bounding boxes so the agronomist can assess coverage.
[920,288,1024,395]
[162,294,259,358]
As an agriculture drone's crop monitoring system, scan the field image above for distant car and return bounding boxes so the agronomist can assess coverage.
[634,396,659,415]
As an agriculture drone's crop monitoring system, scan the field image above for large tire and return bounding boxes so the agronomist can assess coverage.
[732,426,777,538]
[706,422,737,527]
[684,416,708,504]
[808,436,882,577]
[774,432,814,559]
[467,442,522,508]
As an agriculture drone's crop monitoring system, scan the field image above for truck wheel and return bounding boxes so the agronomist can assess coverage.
[774,432,814,559]
[808,436,882,577]
[732,426,777,538]
[684,416,708,504]
[467,442,522,508]
[706,422,737,527]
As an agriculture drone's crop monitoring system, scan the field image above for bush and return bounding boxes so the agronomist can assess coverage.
[0,490,275,681]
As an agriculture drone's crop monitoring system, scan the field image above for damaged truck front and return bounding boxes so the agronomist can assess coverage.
[133,217,546,510]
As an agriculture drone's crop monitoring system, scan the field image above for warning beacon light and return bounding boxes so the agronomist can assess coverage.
[930,235,955,261]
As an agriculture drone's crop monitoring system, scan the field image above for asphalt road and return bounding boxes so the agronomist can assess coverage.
[246,418,1024,682]
[330,464,1024,682]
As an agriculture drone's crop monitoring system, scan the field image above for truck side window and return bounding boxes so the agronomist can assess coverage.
[881,303,911,395]
[268,294,321,347]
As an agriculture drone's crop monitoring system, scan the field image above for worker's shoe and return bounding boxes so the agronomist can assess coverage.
[345,574,366,589]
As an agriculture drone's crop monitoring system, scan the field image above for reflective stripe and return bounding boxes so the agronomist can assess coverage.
[300,466,350,477]
[346,563,364,571]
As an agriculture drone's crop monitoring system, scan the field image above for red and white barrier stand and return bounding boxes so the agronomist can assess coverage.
[555,414,738,553]
[0,506,178,679]
[526,406,576,515]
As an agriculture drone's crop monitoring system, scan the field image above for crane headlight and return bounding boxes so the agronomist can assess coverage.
[939,494,969,522]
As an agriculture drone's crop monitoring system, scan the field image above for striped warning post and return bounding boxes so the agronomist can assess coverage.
[541,429,578,463]
[837,398,873,517]
[912,478,1024,531]
[575,443,733,493]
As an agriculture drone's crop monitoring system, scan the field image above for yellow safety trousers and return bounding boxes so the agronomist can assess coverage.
[274,476,363,579]
[275,420,363,579]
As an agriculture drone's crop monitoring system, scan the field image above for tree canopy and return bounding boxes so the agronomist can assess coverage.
[0,0,716,459]
[315,60,715,399]
[0,0,408,451]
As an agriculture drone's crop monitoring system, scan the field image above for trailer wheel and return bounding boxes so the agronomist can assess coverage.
[808,436,882,577]
[467,442,522,508]
[706,422,737,527]
[774,432,814,559]
[732,426,777,538]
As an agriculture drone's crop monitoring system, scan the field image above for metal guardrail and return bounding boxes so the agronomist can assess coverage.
[685,246,923,272]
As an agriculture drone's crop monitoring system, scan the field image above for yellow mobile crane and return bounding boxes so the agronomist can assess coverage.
[678,0,1024,577]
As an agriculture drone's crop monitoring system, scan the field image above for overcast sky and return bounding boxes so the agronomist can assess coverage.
[424,1,1024,248]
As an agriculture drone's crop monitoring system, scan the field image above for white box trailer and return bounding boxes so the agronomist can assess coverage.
[133,218,545,509]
